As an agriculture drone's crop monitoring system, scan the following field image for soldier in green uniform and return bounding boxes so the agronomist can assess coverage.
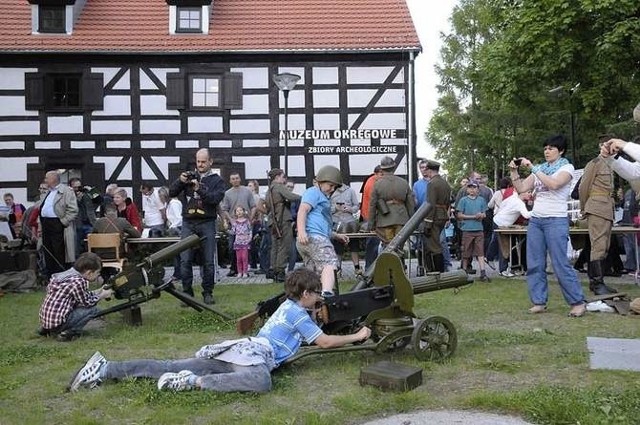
[265,168,301,283]
[423,160,452,272]
[578,140,618,295]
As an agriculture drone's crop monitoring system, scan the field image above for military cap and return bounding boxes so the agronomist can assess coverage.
[380,156,396,170]
[425,160,440,171]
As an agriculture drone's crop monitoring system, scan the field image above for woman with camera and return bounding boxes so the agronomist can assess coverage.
[509,135,586,317]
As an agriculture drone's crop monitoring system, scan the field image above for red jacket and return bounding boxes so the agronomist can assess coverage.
[118,199,142,232]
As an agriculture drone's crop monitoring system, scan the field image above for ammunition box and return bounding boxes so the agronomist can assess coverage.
[359,361,422,392]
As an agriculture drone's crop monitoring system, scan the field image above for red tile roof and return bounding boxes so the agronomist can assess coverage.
[0,0,421,53]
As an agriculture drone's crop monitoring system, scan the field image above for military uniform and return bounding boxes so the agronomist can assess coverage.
[424,169,452,272]
[369,173,415,244]
[578,156,616,295]
[266,181,301,281]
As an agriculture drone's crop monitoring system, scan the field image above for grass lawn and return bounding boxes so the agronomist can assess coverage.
[1,276,640,425]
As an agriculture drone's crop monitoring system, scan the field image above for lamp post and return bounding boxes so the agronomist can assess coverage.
[273,72,301,175]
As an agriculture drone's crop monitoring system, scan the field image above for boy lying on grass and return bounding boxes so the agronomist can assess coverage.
[69,268,371,392]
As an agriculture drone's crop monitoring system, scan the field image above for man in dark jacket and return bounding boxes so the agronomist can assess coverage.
[169,149,225,304]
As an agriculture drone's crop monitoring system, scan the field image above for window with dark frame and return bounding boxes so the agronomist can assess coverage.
[176,7,202,33]
[190,76,220,108]
[39,6,66,33]
[47,74,82,110]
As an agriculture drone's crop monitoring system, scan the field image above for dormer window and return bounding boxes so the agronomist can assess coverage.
[167,0,212,35]
[177,7,202,33]
[39,6,66,33]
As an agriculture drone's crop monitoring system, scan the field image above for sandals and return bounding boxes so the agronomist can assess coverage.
[528,305,547,314]
[568,304,586,318]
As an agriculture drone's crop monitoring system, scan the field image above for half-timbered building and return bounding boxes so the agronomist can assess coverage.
[0,0,421,204]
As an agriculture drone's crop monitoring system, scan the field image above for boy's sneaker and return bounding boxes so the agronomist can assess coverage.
[500,270,516,278]
[158,370,196,391]
[68,351,107,392]
[479,273,491,283]
[57,330,80,342]
[321,290,335,298]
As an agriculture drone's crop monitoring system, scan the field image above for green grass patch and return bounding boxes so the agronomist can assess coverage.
[1,277,639,424]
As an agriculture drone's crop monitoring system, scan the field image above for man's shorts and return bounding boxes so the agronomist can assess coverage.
[296,235,340,273]
[461,230,484,259]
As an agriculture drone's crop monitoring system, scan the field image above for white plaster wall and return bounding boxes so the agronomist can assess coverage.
[140,120,181,134]
[209,140,232,148]
[233,155,273,179]
[231,94,269,115]
[278,90,305,108]
[149,156,180,181]
[70,141,95,149]
[312,156,341,173]
[313,114,340,130]
[313,90,339,108]
[348,89,377,108]
[278,114,305,132]
[0,157,39,182]
[0,142,25,150]
[140,95,177,116]
[106,140,130,149]
[188,116,223,133]
[92,120,132,135]
[242,140,270,148]
[92,68,130,90]
[94,156,132,180]
[230,119,270,134]
[93,95,131,116]
[347,66,395,84]
[377,89,405,107]
[0,96,38,116]
[0,121,40,136]
[175,140,199,149]
[0,69,37,89]
[312,67,338,84]
[140,140,165,149]
[276,154,306,178]
[146,68,180,89]
[348,113,405,130]
[230,67,268,89]
[48,116,83,134]
[35,141,60,149]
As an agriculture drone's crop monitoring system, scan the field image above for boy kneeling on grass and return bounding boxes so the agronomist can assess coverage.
[68,268,371,393]
[38,252,114,342]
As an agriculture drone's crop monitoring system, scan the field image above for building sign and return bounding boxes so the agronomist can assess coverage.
[280,129,398,140]
[306,145,399,154]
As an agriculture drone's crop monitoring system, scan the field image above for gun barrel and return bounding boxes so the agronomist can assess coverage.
[138,234,202,268]
[410,270,470,295]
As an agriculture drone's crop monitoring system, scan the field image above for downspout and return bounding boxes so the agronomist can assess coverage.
[407,50,416,184]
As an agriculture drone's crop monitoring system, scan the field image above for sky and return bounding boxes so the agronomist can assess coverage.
[405,0,458,160]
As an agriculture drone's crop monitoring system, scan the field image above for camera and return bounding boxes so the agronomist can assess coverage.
[514,158,523,166]
[183,171,199,181]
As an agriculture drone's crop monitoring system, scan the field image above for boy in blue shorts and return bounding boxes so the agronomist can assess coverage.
[456,180,491,282]
[296,166,350,297]
[68,268,371,393]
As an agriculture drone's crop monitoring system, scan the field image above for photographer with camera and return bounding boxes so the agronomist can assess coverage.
[265,168,301,282]
[169,149,225,305]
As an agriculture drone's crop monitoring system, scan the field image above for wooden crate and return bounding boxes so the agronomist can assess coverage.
[359,361,422,392]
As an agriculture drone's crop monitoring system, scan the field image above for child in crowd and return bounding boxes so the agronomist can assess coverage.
[38,252,113,341]
[230,206,252,278]
[296,166,349,297]
[456,180,490,282]
[68,268,371,393]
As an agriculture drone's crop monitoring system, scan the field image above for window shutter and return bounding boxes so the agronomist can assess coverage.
[166,72,186,110]
[25,73,45,110]
[83,73,104,110]
[223,72,243,110]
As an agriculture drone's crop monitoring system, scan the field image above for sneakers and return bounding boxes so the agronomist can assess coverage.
[157,370,196,391]
[500,270,516,278]
[57,330,80,342]
[68,351,107,392]
[321,290,335,298]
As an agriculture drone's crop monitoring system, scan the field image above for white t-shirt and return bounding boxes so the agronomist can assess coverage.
[531,163,574,218]
[493,195,531,227]
[142,189,166,226]
[166,198,183,229]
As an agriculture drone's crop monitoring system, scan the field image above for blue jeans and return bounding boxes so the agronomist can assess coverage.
[180,219,217,296]
[526,217,585,306]
[60,306,100,333]
[622,233,637,271]
[364,237,380,269]
[104,358,271,392]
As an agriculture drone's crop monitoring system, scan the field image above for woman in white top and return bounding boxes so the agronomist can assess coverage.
[510,135,586,317]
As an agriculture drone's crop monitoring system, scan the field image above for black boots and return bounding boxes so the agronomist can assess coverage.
[432,253,445,273]
[588,260,618,295]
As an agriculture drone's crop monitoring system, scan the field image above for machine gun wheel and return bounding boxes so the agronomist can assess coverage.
[411,316,457,361]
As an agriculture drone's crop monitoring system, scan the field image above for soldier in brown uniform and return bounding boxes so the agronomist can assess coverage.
[578,141,618,295]
[265,168,301,282]
[423,160,452,272]
[368,157,415,246]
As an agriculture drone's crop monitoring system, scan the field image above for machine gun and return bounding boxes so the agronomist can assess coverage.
[236,202,472,362]
[95,234,233,324]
